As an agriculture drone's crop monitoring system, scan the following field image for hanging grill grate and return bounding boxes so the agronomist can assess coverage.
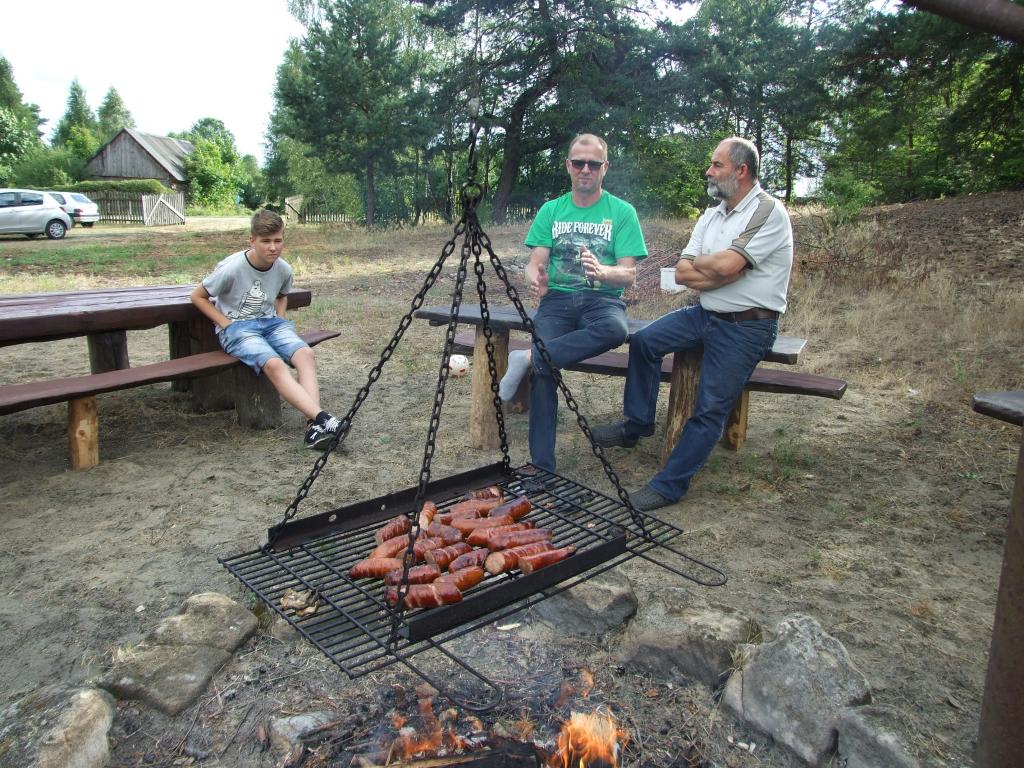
[219,115,726,710]
[221,462,723,707]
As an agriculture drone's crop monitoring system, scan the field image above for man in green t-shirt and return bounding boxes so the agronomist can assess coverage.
[498,133,648,471]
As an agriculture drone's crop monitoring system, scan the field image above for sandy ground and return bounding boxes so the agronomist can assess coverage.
[0,209,1020,767]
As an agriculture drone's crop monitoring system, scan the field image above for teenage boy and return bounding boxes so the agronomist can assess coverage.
[191,209,340,450]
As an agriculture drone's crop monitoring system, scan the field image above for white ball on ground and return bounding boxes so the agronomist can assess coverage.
[448,354,469,377]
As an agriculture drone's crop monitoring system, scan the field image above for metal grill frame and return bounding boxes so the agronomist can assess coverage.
[221,462,724,705]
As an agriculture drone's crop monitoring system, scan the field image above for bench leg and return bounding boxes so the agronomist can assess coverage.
[233,366,283,429]
[68,396,99,470]
[87,331,129,373]
[469,327,509,450]
[188,317,236,412]
[662,349,702,465]
[721,391,750,451]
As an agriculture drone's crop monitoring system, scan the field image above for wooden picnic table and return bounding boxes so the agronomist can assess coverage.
[414,304,807,455]
[0,284,312,409]
[971,391,1024,768]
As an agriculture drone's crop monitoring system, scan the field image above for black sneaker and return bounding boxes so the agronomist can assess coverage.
[628,485,674,512]
[592,420,640,448]
[304,414,342,451]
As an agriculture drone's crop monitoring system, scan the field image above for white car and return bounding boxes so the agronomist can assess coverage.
[48,191,100,227]
[0,189,72,239]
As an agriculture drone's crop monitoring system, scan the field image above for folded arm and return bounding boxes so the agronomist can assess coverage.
[675,248,748,291]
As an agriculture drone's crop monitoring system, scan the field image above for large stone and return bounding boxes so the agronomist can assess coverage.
[98,643,230,716]
[146,592,257,652]
[528,570,637,637]
[616,593,758,687]
[268,711,337,757]
[721,614,871,767]
[837,706,921,768]
[0,685,114,768]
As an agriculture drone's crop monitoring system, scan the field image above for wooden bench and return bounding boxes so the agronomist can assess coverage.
[0,329,340,469]
[452,331,847,451]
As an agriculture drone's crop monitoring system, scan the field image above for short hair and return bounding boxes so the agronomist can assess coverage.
[567,133,608,159]
[724,137,759,180]
[251,209,284,236]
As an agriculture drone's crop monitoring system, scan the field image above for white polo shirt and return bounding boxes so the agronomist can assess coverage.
[680,183,793,314]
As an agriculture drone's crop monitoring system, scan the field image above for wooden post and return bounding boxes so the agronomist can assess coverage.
[661,349,702,464]
[188,317,235,412]
[232,367,282,429]
[721,391,750,451]
[469,326,509,449]
[68,396,99,470]
[977,424,1024,768]
[168,320,192,392]
[87,331,129,373]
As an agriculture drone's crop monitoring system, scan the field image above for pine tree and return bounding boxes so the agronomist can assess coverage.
[97,87,134,142]
[53,79,98,146]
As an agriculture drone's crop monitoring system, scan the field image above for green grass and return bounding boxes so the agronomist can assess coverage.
[0,242,218,278]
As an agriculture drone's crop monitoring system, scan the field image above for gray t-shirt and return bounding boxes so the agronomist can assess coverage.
[201,249,294,324]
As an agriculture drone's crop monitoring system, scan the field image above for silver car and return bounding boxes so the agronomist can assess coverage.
[0,189,72,239]
[49,191,101,227]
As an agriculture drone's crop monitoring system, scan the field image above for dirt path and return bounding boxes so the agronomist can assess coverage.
[0,206,1020,767]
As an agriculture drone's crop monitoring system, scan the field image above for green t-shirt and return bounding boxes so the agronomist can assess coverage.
[524,190,648,297]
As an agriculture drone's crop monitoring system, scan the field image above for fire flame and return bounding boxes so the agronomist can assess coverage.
[549,710,627,768]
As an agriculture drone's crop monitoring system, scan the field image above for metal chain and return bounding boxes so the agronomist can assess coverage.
[268,214,470,548]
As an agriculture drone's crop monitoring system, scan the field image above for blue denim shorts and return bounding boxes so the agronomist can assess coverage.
[218,316,308,374]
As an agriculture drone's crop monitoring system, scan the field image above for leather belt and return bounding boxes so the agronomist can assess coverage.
[708,307,778,322]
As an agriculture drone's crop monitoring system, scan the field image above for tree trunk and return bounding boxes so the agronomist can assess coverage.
[903,0,1024,45]
[785,133,794,202]
[366,160,376,230]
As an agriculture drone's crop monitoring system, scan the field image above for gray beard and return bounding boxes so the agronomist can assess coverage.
[707,176,738,200]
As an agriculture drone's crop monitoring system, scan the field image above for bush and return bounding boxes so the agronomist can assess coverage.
[44,179,171,195]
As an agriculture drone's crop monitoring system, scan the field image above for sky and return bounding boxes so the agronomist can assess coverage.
[1,0,305,164]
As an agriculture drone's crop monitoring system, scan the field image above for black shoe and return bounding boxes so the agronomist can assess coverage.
[304,414,342,451]
[628,485,675,512]
[592,420,640,448]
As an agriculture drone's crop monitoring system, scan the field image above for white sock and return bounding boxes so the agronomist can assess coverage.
[499,349,532,401]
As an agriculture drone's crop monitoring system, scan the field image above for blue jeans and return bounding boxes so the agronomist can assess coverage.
[218,316,308,374]
[529,291,630,471]
[622,305,777,501]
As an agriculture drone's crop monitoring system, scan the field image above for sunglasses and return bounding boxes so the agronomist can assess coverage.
[569,159,606,171]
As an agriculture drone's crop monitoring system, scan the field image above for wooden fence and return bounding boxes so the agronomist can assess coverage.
[88,191,186,225]
[282,193,535,227]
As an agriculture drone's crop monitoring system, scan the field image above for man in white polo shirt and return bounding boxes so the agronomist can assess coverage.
[592,137,793,511]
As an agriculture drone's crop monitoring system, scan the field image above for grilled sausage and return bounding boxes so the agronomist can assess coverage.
[487,528,552,551]
[412,536,444,562]
[465,486,503,500]
[447,548,490,572]
[384,563,441,586]
[385,582,462,609]
[484,541,553,575]
[426,522,463,545]
[424,541,472,570]
[418,500,438,529]
[436,566,485,591]
[487,495,532,521]
[370,533,419,560]
[451,513,515,536]
[518,545,577,575]
[348,557,403,579]
[449,497,505,516]
[375,515,411,545]
[466,521,534,547]
[437,508,486,526]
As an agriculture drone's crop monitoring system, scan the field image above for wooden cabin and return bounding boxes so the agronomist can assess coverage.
[86,128,195,191]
